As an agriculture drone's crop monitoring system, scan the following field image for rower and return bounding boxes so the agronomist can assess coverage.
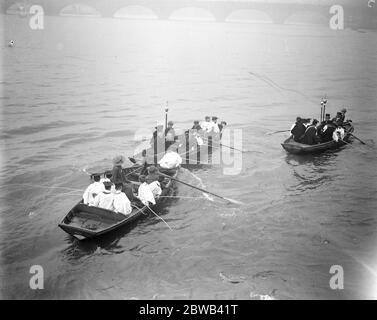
[82,174,105,205]
[145,165,160,184]
[91,181,114,210]
[137,175,156,206]
[291,117,306,142]
[112,183,132,215]
[340,108,347,124]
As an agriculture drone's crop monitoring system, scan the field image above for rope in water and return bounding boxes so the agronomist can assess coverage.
[146,204,173,231]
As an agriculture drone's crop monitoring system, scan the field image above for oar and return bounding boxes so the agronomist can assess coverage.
[146,204,173,231]
[266,130,291,135]
[159,172,243,205]
[348,132,371,147]
[201,137,248,153]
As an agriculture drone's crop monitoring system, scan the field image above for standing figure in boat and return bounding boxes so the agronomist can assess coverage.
[112,183,132,215]
[111,155,134,201]
[82,174,105,205]
[302,119,320,145]
[290,117,307,142]
[165,121,176,150]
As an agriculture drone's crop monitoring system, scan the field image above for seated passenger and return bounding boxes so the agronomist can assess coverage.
[82,174,105,205]
[332,127,345,142]
[208,116,220,134]
[149,180,162,198]
[91,181,114,210]
[100,172,113,184]
[302,119,320,145]
[146,166,160,184]
[290,117,306,142]
[137,175,156,206]
[112,183,132,216]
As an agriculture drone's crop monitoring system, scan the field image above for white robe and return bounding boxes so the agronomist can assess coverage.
[112,191,132,215]
[138,182,156,206]
[149,181,162,198]
[91,191,114,211]
[83,181,105,205]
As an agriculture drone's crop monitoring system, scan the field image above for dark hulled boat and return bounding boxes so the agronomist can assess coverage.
[281,122,354,155]
[58,165,178,240]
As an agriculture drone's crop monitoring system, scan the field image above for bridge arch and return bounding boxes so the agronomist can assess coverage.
[114,6,158,19]
[285,10,329,25]
[226,9,273,24]
[60,3,101,17]
[169,7,216,22]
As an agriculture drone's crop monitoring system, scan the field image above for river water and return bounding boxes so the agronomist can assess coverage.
[1,14,377,299]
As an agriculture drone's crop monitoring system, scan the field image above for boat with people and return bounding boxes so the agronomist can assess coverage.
[58,112,240,240]
[281,121,354,155]
[281,100,356,155]
[58,164,178,240]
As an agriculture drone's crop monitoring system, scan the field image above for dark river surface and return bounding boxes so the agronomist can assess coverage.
[1,14,377,299]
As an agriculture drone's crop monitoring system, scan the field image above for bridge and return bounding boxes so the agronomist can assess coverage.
[1,0,376,28]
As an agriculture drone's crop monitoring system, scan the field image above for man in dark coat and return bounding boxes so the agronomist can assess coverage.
[319,116,337,143]
[291,117,306,142]
[302,119,320,145]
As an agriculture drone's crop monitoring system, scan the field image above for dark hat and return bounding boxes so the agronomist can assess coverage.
[296,117,302,122]
[325,113,330,117]
[212,116,218,120]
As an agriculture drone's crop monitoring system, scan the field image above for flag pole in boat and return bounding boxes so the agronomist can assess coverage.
[159,172,243,205]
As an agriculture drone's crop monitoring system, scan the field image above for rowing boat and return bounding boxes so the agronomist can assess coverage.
[58,165,178,240]
[281,122,354,155]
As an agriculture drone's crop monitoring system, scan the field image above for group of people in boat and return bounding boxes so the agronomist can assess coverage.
[290,108,348,145]
[82,151,182,215]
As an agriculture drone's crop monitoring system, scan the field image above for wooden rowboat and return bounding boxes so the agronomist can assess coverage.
[58,165,178,240]
[281,122,354,155]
